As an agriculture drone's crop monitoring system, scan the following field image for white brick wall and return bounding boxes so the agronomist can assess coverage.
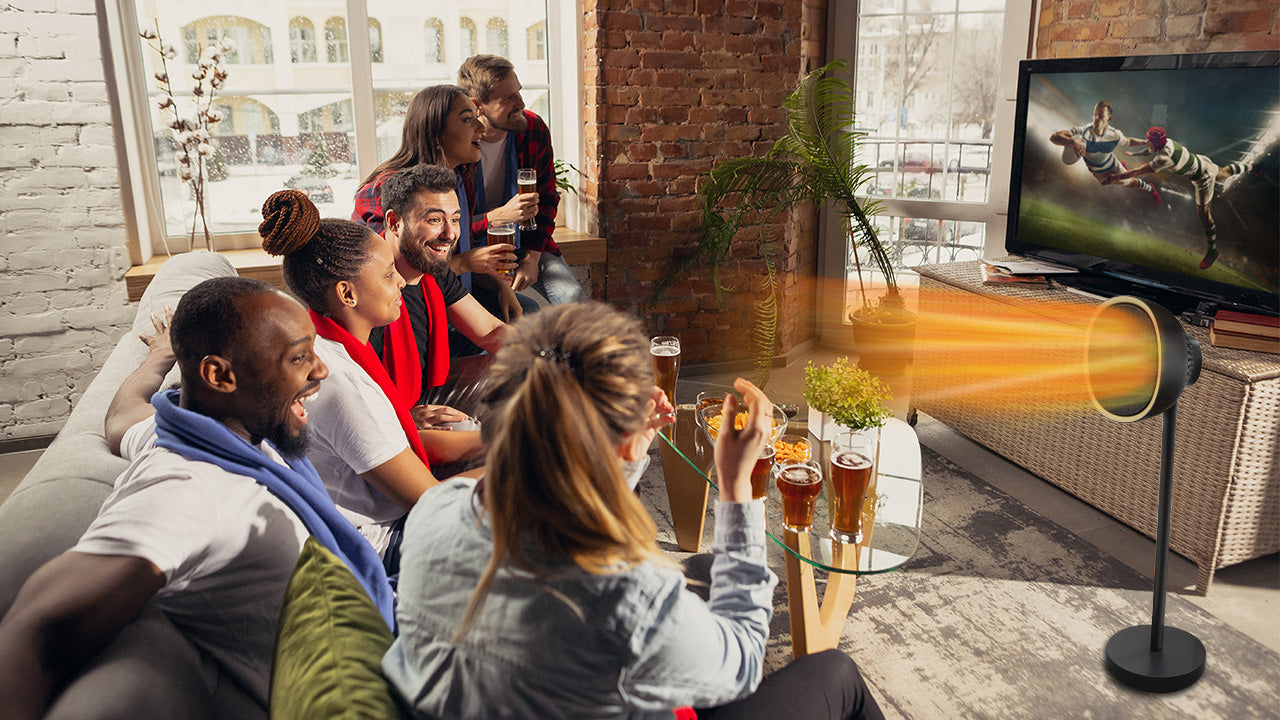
[0,0,134,442]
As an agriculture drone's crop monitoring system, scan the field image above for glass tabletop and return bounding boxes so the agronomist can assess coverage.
[657,405,923,575]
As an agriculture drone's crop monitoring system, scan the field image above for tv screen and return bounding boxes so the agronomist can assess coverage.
[1006,51,1279,315]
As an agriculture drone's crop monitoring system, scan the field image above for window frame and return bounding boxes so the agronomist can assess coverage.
[102,0,583,265]
[815,0,1035,346]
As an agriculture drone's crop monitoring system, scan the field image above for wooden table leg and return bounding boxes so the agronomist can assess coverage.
[784,530,861,659]
[657,407,710,553]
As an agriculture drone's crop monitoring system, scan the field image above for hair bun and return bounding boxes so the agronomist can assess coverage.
[259,189,321,256]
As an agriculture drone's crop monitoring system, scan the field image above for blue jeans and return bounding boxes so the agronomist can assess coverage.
[531,251,588,304]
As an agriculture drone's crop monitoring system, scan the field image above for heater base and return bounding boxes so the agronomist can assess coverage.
[1105,625,1205,693]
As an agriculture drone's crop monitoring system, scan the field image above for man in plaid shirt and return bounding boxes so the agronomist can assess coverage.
[459,54,588,306]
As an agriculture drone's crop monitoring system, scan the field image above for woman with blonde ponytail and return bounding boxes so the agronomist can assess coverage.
[385,303,885,720]
[259,189,483,571]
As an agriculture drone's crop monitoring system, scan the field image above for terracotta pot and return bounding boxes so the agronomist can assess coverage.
[847,310,918,376]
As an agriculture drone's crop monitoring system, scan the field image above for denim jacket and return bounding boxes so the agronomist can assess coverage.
[383,477,777,719]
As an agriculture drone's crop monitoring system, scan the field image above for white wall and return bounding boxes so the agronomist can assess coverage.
[0,0,134,442]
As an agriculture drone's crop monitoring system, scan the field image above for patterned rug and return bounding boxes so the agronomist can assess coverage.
[636,447,1280,720]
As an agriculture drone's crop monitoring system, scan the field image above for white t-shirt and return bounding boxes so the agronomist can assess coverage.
[307,337,410,554]
[75,425,310,708]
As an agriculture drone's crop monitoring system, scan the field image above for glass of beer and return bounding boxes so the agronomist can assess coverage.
[777,461,823,532]
[829,428,877,544]
[488,220,516,275]
[650,336,680,405]
[517,168,537,231]
[749,443,776,501]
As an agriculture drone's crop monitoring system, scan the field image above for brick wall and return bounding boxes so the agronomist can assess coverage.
[583,0,828,366]
[0,0,134,443]
[1036,0,1278,57]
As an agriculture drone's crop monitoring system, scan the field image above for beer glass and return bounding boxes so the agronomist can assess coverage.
[749,443,776,501]
[517,168,537,230]
[650,336,680,405]
[829,428,877,544]
[488,220,516,276]
[777,461,823,532]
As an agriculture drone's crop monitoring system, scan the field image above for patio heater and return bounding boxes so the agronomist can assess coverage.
[1085,296,1205,693]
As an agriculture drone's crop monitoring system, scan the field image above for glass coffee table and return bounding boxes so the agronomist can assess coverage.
[656,404,923,658]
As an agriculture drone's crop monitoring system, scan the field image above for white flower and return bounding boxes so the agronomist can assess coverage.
[197,143,211,156]
[161,42,176,60]
[157,96,174,110]
[154,71,168,84]
[179,167,194,181]
[198,57,214,70]
[139,28,157,40]
[219,38,235,53]
[205,109,223,123]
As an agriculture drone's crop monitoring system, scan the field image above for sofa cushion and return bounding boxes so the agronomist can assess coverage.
[270,538,401,720]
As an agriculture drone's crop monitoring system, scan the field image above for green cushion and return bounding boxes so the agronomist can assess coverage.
[270,538,402,719]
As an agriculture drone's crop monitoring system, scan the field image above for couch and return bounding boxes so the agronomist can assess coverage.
[0,252,264,719]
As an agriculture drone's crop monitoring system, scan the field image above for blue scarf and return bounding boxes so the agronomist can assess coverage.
[151,389,396,631]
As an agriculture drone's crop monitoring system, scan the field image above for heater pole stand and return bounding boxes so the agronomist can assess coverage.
[1104,404,1206,693]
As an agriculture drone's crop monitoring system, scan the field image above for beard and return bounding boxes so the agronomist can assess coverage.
[270,422,310,459]
[399,229,451,276]
[489,109,528,133]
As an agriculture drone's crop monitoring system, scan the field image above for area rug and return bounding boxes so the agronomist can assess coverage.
[636,447,1280,720]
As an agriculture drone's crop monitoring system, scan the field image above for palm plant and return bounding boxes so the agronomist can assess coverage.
[653,60,905,382]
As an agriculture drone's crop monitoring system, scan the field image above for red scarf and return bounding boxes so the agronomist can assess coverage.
[380,279,450,409]
[308,309,429,466]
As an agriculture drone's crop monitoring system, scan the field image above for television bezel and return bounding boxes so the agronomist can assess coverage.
[1005,50,1280,316]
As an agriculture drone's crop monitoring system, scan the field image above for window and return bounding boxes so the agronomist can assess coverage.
[289,17,316,63]
[424,18,444,63]
[368,18,383,63]
[114,1,565,257]
[527,21,546,60]
[460,17,477,58]
[324,16,348,63]
[818,0,1031,343]
[181,16,273,65]
[486,17,508,57]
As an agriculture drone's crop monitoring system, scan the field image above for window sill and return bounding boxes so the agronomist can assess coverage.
[123,229,606,302]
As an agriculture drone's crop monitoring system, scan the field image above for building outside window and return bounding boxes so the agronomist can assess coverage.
[460,17,477,58]
[527,20,546,60]
[119,1,556,255]
[486,17,508,57]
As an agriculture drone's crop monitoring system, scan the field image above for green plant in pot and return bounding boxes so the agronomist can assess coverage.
[652,59,914,382]
[803,357,892,545]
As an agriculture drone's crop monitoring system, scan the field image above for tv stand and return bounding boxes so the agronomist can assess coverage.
[1050,272,1201,315]
[914,260,1280,594]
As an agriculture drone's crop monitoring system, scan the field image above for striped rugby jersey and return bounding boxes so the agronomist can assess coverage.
[1070,124,1127,173]
[1149,140,1214,184]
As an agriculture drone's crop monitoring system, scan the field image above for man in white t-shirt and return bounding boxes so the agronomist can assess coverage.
[1049,99,1162,205]
[0,278,332,718]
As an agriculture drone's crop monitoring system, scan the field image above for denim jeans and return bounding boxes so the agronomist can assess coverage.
[531,251,588,304]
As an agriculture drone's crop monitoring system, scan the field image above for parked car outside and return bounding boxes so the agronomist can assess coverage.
[284,174,335,204]
[879,150,942,173]
[948,147,991,173]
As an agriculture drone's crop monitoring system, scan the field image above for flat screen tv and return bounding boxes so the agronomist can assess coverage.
[1006,51,1279,316]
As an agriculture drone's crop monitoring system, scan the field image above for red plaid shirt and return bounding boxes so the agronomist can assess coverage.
[352,170,394,236]
[467,110,560,255]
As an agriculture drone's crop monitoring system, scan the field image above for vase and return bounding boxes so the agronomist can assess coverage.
[806,407,842,441]
[848,311,918,376]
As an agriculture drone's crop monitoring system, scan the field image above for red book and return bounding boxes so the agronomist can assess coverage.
[1213,310,1280,338]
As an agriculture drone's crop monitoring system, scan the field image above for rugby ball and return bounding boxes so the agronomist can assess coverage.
[1062,144,1080,165]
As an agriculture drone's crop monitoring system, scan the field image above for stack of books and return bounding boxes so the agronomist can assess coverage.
[1209,310,1280,354]
[980,262,1050,287]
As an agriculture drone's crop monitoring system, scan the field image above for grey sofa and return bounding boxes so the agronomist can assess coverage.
[0,252,264,719]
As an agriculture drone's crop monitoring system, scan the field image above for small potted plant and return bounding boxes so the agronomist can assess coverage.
[802,357,892,441]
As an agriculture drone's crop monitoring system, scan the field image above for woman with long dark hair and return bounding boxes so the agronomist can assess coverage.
[353,85,532,325]
[261,189,482,568]
[385,303,884,719]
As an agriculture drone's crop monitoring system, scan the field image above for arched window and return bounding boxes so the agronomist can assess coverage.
[485,17,508,58]
[459,17,476,58]
[324,17,348,63]
[526,21,546,61]
[181,16,273,64]
[424,19,444,63]
[289,17,316,64]
[368,18,383,63]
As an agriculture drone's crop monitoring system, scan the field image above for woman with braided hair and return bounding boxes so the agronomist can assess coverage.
[385,302,885,720]
[260,189,483,571]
